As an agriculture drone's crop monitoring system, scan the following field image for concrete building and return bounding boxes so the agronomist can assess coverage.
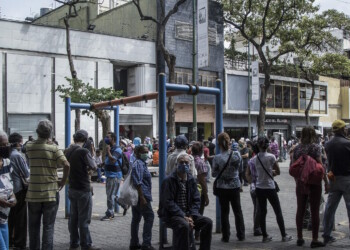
[0,19,157,146]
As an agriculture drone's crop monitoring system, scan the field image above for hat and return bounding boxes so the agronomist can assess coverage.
[231,142,239,151]
[73,129,88,141]
[174,135,188,148]
[120,139,128,146]
[332,119,349,131]
[133,137,141,146]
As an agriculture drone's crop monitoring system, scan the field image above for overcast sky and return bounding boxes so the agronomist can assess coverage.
[0,0,349,21]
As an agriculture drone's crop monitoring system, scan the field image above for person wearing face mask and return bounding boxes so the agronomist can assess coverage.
[8,132,29,250]
[129,145,155,250]
[212,132,245,243]
[158,153,213,250]
[0,130,17,250]
[101,132,124,221]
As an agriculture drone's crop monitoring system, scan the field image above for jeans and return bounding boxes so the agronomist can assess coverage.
[250,190,261,233]
[165,215,212,250]
[0,223,9,250]
[97,168,102,181]
[28,192,59,250]
[323,175,350,239]
[105,177,121,217]
[195,194,207,238]
[130,201,154,247]
[69,189,93,250]
[296,184,322,240]
[9,188,27,248]
[256,188,287,238]
[217,188,245,240]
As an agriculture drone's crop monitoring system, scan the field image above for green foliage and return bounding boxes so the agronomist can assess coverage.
[55,77,123,118]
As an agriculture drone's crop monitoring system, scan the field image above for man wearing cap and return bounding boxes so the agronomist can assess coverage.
[25,120,70,250]
[165,135,197,177]
[323,119,350,244]
[65,130,99,250]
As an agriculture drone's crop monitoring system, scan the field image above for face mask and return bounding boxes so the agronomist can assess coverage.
[140,153,148,161]
[177,164,189,174]
[0,146,11,159]
[104,137,111,145]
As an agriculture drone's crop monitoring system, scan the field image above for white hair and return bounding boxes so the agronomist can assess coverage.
[176,152,190,163]
[0,130,8,139]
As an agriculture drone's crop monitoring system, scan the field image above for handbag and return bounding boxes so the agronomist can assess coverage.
[257,155,280,192]
[118,168,139,207]
[213,152,233,196]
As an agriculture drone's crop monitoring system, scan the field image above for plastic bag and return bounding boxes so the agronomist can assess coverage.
[117,169,139,207]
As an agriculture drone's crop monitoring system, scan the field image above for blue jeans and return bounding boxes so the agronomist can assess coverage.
[105,177,120,217]
[0,223,9,250]
[28,192,59,250]
[69,189,93,250]
[323,176,350,239]
[130,201,154,247]
[97,168,102,181]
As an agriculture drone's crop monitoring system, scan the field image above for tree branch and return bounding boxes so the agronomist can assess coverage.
[132,0,160,24]
[162,0,187,26]
[261,0,272,45]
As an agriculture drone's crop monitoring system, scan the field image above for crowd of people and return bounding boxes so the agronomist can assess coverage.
[0,118,349,250]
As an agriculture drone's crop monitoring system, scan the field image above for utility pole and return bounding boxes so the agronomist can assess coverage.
[192,0,198,141]
[247,42,252,139]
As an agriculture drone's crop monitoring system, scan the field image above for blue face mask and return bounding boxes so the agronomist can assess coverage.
[140,153,148,162]
[177,164,189,174]
[104,137,111,145]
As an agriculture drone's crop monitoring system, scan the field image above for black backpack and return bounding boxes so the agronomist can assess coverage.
[121,153,130,176]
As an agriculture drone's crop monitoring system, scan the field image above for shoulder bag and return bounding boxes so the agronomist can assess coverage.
[257,154,280,192]
[213,152,233,196]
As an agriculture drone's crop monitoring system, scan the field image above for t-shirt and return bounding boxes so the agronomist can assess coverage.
[25,139,67,202]
[254,152,276,189]
[240,147,249,167]
[0,159,13,224]
[104,145,123,179]
[65,145,97,193]
[153,150,159,165]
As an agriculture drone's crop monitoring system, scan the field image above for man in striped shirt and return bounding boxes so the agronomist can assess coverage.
[25,120,70,250]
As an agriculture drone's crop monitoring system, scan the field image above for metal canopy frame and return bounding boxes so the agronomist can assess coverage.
[158,73,223,239]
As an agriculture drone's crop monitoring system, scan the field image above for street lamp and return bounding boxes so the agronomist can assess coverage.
[246,42,252,139]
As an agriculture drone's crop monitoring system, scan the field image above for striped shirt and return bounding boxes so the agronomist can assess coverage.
[25,139,67,202]
[176,179,187,213]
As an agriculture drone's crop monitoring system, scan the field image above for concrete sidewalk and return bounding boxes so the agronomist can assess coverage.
[52,160,350,249]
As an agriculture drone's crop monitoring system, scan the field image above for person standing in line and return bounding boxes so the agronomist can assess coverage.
[0,131,17,250]
[191,142,209,241]
[253,136,292,243]
[239,140,249,186]
[269,137,279,160]
[101,132,123,221]
[95,150,103,183]
[65,130,100,250]
[291,127,326,248]
[212,132,245,242]
[8,132,29,250]
[323,120,350,245]
[25,120,70,250]
[129,145,155,250]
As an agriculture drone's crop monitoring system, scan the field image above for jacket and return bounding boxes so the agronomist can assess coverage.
[325,134,350,176]
[158,171,200,220]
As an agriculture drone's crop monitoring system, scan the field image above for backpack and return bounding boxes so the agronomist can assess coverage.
[121,153,130,177]
[289,154,324,185]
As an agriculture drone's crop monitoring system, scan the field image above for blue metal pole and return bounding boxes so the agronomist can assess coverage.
[114,106,120,214]
[65,96,71,218]
[166,83,220,95]
[158,73,168,244]
[215,79,223,233]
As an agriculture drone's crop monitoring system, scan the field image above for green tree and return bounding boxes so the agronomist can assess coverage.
[56,77,123,143]
[221,0,350,134]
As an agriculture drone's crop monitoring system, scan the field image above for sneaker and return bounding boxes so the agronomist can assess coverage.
[282,235,293,242]
[141,246,156,250]
[87,246,101,250]
[262,236,272,243]
[100,215,114,221]
[221,237,229,243]
[323,236,336,244]
[254,230,263,236]
[297,239,305,246]
[129,245,141,250]
[310,241,325,248]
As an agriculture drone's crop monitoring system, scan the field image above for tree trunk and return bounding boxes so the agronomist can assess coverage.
[96,110,111,161]
[74,109,81,133]
[167,56,176,141]
[304,80,315,126]
[257,69,271,136]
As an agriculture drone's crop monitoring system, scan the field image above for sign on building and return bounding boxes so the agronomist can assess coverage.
[251,61,259,101]
[198,0,209,68]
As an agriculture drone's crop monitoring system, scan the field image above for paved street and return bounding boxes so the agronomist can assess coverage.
[52,160,350,249]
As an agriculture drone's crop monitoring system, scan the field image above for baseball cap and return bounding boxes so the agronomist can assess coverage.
[231,142,239,151]
[174,135,188,148]
[332,119,349,132]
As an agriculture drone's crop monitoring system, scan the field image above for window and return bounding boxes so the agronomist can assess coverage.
[291,86,298,109]
[267,84,274,108]
[175,68,217,87]
[8,114,51,139]
[283,83,291,109]
[275,83,283,108]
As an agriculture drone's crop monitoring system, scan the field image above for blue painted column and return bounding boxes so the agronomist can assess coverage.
[65,96,71,218]
[215,79,223,233]
[114,106,120,214]
[158,73,168,244]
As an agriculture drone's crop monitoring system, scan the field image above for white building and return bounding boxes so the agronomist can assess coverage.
[0,19,157,146]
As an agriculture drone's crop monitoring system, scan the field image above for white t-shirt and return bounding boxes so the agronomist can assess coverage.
[255,152,276,189]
